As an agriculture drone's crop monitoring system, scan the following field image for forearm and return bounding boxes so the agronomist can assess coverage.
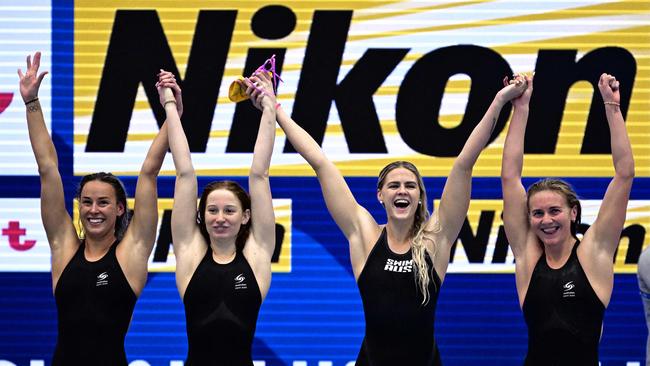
[25,101,59,179]
[455,97,507,171]
[140,123,169,177]
[276,106,328,170]
[132,123,168,240]
[250,106,276,179]
[605,104,634,179]
[501,105,528,180]
[165,103,195,179]
[25,100,58,174]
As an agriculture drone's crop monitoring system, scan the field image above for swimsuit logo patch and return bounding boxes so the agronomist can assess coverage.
[563,281,576,298]
[234,273,247,290]
[96,271,109,287]
[384,258,413,273]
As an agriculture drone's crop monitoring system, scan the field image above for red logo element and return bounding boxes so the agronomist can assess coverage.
[2,221,36,251]
[0,93,13,114]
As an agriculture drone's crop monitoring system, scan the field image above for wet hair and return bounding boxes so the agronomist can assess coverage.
[197,180,252,251]
[378,161,435,304]
[76,172,129,241]
[526,178,582,239]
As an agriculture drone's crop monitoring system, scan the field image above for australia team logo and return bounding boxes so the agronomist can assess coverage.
[234,273,247,290]
[562,281,576,298]
[384,259,413,273]
[96,271,109,287]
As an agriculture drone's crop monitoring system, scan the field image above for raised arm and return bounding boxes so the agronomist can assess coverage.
[160,71,203,284]
[584,74,634,257]
[434,77,528,270]
[499,75,540,305]
[240,72,277,273]
[19,52,78,285]
[117,75,176,294]
[275,102,378,274]
[500,75,538,259]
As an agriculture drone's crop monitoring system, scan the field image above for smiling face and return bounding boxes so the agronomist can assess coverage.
[528,190,577,247]
[79,180,125,240]
[203,189,250,244]
[377,167,422,223]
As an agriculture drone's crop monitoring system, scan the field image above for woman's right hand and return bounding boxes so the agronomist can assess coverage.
[156,69,183,117]
[497,74,527,104]
[243,71,276,112]
[598,73,620,105]
[17,52,48,103]
[510,74,533,109]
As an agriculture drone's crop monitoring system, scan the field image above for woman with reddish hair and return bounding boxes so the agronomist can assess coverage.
[163,68,278,365]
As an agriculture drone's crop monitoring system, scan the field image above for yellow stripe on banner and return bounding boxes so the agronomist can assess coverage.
[353,0,496,22]
[491,25,650,55]
[347,1,650,43]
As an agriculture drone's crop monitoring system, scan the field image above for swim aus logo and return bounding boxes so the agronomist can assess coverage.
[563,281,576,298]
[384,259,413,273]
[96,271,109,287]
[234,273,247,290]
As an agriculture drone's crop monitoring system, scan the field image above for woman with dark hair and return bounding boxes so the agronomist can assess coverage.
[163,68,277,364]
[274,77,527,365]
[18,52,177,365]
[501,73,634,365]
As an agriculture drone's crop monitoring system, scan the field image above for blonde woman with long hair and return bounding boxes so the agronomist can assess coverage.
[276,78,527,365]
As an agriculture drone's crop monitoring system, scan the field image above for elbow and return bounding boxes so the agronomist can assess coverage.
[312,155,333,174]
[140,163,162,178]
[500,161,520,181]
[501,170,521,184]
[249,168,270,181]
[37,161,58,177]
[452,157,473,175]
[177,168,196,180]
[501,170,517,180]
[617,158,635,181]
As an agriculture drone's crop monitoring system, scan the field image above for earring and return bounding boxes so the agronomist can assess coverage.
[418,200,422,205]
[380,201,384,206]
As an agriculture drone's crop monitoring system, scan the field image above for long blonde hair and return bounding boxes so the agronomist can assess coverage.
[377,161,436,304]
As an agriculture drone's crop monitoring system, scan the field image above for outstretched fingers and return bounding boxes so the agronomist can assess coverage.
[33,51,42,71]
[19,52,49,102]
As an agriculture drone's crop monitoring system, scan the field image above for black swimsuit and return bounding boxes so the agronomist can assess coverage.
[356,228,442,366]
[53,241,136,366]
[523,240,605,365]
[183,248,262,365]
